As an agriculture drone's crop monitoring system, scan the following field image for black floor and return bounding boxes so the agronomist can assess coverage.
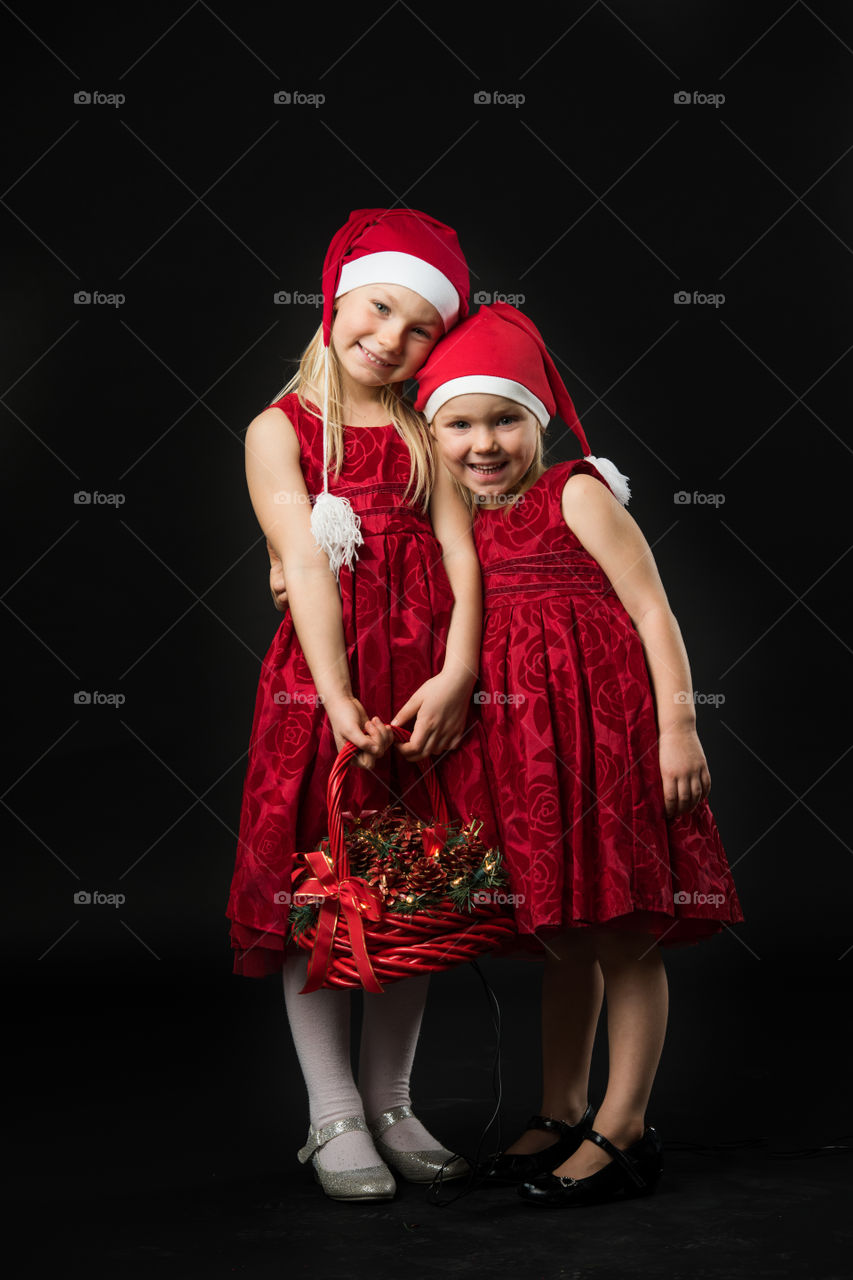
[11,948,853,1278]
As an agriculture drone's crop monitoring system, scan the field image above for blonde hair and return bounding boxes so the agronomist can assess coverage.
[273,325,437,511]
[436,420,547,524]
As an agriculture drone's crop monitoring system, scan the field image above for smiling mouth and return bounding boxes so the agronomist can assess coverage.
[467,461,509,476]
[357,342,394,369]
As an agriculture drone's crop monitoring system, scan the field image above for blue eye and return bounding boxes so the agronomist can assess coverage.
[497,415,517,425]
[374,301,390,314]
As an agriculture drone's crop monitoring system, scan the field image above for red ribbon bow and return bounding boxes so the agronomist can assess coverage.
[297,847,385,994]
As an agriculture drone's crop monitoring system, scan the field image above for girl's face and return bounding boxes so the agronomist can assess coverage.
[331,284,442,390]
[430,394,540,501]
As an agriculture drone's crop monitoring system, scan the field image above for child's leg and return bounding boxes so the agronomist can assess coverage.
[357,974,450,1151]
[282,953,383,1171]
[505,930,604,1154]
[550,930,668,1179]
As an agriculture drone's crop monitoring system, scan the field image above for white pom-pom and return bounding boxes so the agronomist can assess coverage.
[310,490,364,578]
[584,455,631,507]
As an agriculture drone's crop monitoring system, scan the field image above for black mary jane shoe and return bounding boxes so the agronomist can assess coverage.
[477,1106,596,1187]
[518,1126,663,1207]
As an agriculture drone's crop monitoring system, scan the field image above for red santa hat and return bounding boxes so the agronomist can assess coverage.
[414,302,631,505]
[312,208,470,579]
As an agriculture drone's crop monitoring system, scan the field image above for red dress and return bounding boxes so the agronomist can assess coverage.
[227,394,500,976]
[473,459,743,946]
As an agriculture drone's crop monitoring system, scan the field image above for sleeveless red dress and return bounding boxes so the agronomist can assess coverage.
[227,394,500,976]
[472,459,743,946]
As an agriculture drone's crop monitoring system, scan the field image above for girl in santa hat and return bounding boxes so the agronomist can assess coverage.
[227,209,499,1202]
[414,301,744,1209]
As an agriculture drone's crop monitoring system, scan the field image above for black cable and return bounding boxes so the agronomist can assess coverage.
[424,969,853,1201]
[427,960,506,1207]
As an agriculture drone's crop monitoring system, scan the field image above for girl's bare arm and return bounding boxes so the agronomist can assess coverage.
[246,408,391,764]
[392,460,482,760]
[561,473,711,816]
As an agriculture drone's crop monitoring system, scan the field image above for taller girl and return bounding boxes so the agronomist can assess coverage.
[227,210,498,1201]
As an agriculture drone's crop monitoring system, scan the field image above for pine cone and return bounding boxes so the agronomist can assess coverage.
[406,856,447,895]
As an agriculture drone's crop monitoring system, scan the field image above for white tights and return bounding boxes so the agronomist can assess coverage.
[282,953,443,1171]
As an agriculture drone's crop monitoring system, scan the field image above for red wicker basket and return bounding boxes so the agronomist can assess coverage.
[289,724,516,993]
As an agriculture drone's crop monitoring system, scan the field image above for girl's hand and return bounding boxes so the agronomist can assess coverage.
[391,671,473,761]
[267,537,289,612]
[323,694,395,771]
[269,562,289,612]
[658,722,712,819]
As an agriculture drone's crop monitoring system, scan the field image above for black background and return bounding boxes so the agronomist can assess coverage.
[3,0,852,1271]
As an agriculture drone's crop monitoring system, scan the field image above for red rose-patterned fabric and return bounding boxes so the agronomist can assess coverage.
[472,459,744,946]
[227,393,500,976]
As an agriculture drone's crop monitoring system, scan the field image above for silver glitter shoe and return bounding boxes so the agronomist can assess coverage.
[297,1116,396,1202]
[368,1104,471,1184]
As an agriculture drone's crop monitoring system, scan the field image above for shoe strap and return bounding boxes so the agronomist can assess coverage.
[367,1103,414,1140]
[526,1105,594,1139]
[585,1127,648,1188]
[297,1115,369,1164]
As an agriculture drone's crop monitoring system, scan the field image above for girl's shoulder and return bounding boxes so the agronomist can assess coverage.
[265,390,310,421]
[262,391,321,451]
[540,457,616,503]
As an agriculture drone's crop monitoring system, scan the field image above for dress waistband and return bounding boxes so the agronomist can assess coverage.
[333,493,433,538]
[482,549,613,598]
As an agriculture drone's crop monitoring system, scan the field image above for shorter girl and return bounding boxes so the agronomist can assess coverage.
[415,303,744,1209]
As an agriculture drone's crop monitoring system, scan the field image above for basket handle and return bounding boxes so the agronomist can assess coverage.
[326,724,449,880]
